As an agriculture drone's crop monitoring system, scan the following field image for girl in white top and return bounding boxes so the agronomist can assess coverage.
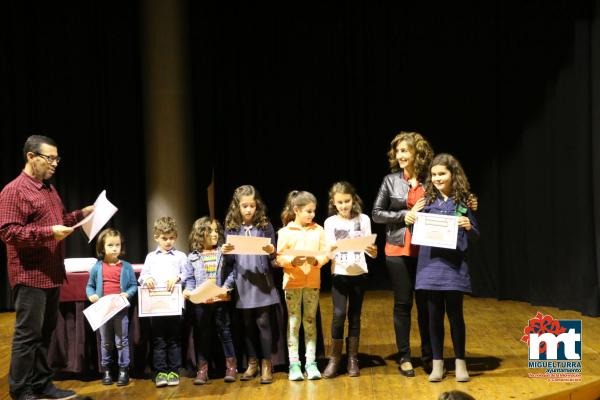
[322,181,377,378]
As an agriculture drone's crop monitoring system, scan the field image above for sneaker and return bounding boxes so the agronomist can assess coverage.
[288,362,304,381]
[36,383,76,399]
[155,372,169,387]
[305,361,321,380]
[167,371,180,386]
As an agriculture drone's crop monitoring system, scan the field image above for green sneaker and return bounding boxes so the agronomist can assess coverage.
[167,371,180,386]
[305,361,321,380]
[155,372,168,387]
[288,362,304,381]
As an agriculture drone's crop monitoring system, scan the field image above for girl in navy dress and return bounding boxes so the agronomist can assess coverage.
[222,185,280,384]
[409,153,479,382]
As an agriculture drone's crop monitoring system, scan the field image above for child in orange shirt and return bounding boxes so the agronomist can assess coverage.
[276,190,328,381]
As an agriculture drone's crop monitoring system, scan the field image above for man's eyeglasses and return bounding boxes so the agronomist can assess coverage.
[33,152,61,164]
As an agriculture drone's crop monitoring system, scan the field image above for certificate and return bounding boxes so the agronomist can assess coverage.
[138,284,183,317]
[83,294,130,331]
[411,212,458,249]
[279,249,328,257]
[188,280,230,304]
[226,234,271,255]
[334,234,377,253]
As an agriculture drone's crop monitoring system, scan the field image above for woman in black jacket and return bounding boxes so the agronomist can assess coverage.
[372,131,434,377]
[373,132,477,377]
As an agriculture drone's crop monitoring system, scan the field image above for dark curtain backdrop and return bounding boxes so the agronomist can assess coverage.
[188,1,600,316]
[0,2,147,310]
[1,2,599,316]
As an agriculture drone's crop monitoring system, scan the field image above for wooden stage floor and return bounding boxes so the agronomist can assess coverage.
[1,291,599,400]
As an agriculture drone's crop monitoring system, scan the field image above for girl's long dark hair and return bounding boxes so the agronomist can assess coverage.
[424,153,472,206]
[224,185,270,231]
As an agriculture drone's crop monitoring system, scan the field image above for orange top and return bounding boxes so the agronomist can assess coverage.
[385,174,425,257]
[276,221,328,289]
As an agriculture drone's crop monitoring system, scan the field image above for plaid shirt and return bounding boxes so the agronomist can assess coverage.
[0,171,83,288]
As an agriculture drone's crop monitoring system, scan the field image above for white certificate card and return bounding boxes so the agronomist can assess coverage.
[83,294,130,331]
[138,284,183,317]
[334,234,377,253]
[226,234,271,255]
[279,249,328,257]
[411,212,458,249]
[188,280,229,304]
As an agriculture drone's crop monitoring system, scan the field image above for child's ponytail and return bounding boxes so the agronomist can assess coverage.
[280,190,317,226]
[280,190,299,226]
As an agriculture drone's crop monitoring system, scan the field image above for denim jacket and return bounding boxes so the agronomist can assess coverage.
[185,249,236,291]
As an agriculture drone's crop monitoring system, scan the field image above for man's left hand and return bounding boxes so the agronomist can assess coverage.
[81,205,95,217]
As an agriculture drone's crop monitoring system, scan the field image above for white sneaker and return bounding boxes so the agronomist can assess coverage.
[305,361,321,380]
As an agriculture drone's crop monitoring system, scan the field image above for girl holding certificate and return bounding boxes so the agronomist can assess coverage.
[322,181,377,378]
[183,217,237,385]
[276,190,328,381]
[410,153,479,382]
[373,132,478,378]
[86,228,138,386]
[222,185,280,384]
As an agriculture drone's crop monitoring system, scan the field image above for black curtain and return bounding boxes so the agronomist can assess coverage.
[0,2,146,310]
[187,1,600,315]
[2,1,599,317]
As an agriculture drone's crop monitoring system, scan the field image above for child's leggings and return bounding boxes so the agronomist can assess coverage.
[284,288,320,363]
[425,290,465,359]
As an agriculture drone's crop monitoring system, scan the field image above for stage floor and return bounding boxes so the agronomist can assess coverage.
[1,291,599,400]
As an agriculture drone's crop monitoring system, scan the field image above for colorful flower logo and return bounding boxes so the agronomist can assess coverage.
[521,311,567,354]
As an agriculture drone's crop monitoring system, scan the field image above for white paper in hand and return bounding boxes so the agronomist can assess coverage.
[279,249,328,257]
[189,280,229,304]
[74,190,118,242]
[334,234,377,253]
[226,234,271,255]
[411,212,458,249]
[83,294,129,331]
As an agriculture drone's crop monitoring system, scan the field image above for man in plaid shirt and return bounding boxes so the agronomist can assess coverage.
[0,135,94,400]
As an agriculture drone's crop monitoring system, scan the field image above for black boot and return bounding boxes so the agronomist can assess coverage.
[102,370,113,385]
[323,338,343,378]
[346,337,360,377]
[117,367,130,386]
